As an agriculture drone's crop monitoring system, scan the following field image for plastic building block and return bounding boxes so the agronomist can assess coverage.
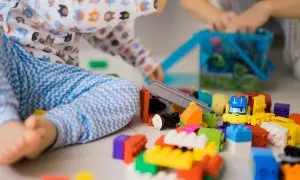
[177,162,203,180]
[201,155,224,179]
[260,122,288,147]
[183,124,201,134]
[290,113,300,125]
[250,113,274,125]
[176,126,186,133]
[272,122,298,146]
[42,176,70,180]
[124,134,147,164]
[199,90,212,107]
[113,134,130,160]
[155,135,174,148]
[180,102,203,125]
[274,103,290,118]
[226,139,252,157]
[271,116,294,124]
[211,93,228,115]
[152,112,180,130]
[198,128,224,151]
[281,164,300,180]
[193,142,218,161]
[226,124,252,142]
[34,109,46,116]
[164,130,207,149]
[203,113,217,128]
[144,145,193,170]
[246,125,268,147]
[88,59,108,69]
[135,152,158,175]
[251,147,279,180]
[140,88,151,124]
[252,95,266,115]
[243,92,273,113]
[75,171,94,180]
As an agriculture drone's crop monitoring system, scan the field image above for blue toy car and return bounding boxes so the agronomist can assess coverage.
[228,95,248,115]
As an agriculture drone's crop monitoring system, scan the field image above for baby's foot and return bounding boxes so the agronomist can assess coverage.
[0,120,43,165]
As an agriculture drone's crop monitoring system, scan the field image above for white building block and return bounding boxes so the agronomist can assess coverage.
[260,122,288,147]
[126,164,176,180]
[226,138,252,157]
[164,130,208,149]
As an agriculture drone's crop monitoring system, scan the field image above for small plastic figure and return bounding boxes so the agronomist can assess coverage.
[228,95,248,115]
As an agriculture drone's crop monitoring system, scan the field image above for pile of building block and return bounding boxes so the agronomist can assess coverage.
[41,171,94,180]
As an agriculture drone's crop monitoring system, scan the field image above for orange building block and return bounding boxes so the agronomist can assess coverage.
[180,102,203,125]
[124,134,147,164]
[42,176,70,180]
[201,155,224,178]
[177,162,203,180]
[155,135,174,148]
[281,164,300,180]
[140,88,150,124]
[290,113,300,125]
[243,92,272,114]
[176,126,185,132]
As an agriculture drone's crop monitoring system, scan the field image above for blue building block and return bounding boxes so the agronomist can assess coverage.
[113,134,130,160]
[198,90,212,107]
[251,147,279,180]
[226,124,252,142]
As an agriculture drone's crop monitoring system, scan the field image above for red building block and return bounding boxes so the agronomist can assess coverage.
[124,134,147,164]
[246,125,269,147]
[42,176,70,180]
[155,135,174,148]
[290,113,300,125]
[176,126,185,133]
[140,88,151,124]
[177,162,203,180]
[201,155,224,179]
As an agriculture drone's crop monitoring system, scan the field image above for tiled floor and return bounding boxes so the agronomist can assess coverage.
[1,39,300,180]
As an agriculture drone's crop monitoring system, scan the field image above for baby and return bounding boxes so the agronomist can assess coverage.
[0,0,167,165]
[182,0,300,79]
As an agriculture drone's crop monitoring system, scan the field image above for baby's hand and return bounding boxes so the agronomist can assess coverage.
[148,66,164,82]
[210,11,237,32]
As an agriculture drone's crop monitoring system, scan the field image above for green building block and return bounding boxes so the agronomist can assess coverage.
[89,59,108,69]
[202,113,217,128]
[135,152,158,175]
[179,121,185,126]
[197,128,224,151]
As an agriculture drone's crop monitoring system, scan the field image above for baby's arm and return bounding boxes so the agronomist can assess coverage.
[84,23,160,77]
[264,0,300,18]
[21,0,158,33]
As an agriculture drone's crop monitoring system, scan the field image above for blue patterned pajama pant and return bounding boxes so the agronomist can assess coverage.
[0,33,139,149]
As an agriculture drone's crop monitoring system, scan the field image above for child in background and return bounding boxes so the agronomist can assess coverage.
[0,0,167,165]
[182,0,300,79]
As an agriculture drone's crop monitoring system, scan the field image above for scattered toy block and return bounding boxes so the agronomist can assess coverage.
[124,134,147,164]
[211,94,228,115]
[140,88,150,124]
[290,113,300,125]
[246,125,268,147]
[250,113,274,125]
[198,128,224,151]
[272,122,298,146]
[193,142,218,161]
[155,135,174,148]
[135,152,158,175]
[177,162,203,180]
[226,139,252,157]
[42,176,70,180]
[271,116,295,124]
[198,90,212,107]
[164,130,207,149]
[260,122,288,147]
[226,124,252,142]
[180,102,203,125]
[75,171,94,180]
[183,124,201,134]
[202,113,217,128]
[88,59,108,69]
[201,155,224,179]
[113,134,130,160]
[274,103,290,118]
[281,164,300,180]
[252,95,267,115]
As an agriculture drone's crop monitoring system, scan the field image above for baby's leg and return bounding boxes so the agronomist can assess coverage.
[278,19,300,79]
[0,34,47,165]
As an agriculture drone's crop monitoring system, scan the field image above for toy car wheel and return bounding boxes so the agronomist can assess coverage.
[152,114,165,130]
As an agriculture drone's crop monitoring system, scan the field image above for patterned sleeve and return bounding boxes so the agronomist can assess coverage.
[21,0,157,33]
[84,23,160,76]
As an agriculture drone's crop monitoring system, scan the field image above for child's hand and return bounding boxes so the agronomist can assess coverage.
[210,11,237,31]
[156,0,168,13]
[225,2,271,33]
[148,66,164,82]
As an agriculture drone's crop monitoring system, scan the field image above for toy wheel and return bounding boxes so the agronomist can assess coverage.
[152,114,165,130]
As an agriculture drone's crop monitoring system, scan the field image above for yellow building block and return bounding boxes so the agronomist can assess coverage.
[272,116,295,124]
[193,142,217,161]
[211,94,228,115]
[180,102,202,125]
[144,146,193,170]
[252,95,266,115]
[34,109,46,116]
[273,122,298,146]
[75,171,94,180]
[250,113,275,125]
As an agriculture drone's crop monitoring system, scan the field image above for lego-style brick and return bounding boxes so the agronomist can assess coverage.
[193,142,218,161]
[177,162,203,180]
[180,102,203,125]
[281,164,300,180]
[290,113,300,125]
[140,88,150,124]
[198,128,224,151]
[274,103,290,118]
[75,171,94,180]
[183,124,201,134]
[164,130,207,149]
[135,152,158,175]
[203,113,217,128]
[271,116,295,124]
[211,93,228,115]
[252,95,267,115]
[226,139,252,157]
[250,113,274,125]
[42,176,70,180]
[260,122,288,147]
[242,92,259,114]
[251,147,279,180]
[199,90,213,107]
[273,122,300,146]
[246,125,268,147]
[201,155,224,179]
[113,134,130,160]
[124,134,147,164]
[144,146,193,170]
[155,135,174,148]
[226,124,252,142]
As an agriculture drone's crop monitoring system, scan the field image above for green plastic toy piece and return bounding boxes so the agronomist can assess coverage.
[135,152,158,175]
[179,121,185,126]
[202,113,217,128]
[89,60,108,69]
[198,128,224,151]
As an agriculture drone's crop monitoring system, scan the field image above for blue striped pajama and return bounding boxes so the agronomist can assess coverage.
[0,33,139,149]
